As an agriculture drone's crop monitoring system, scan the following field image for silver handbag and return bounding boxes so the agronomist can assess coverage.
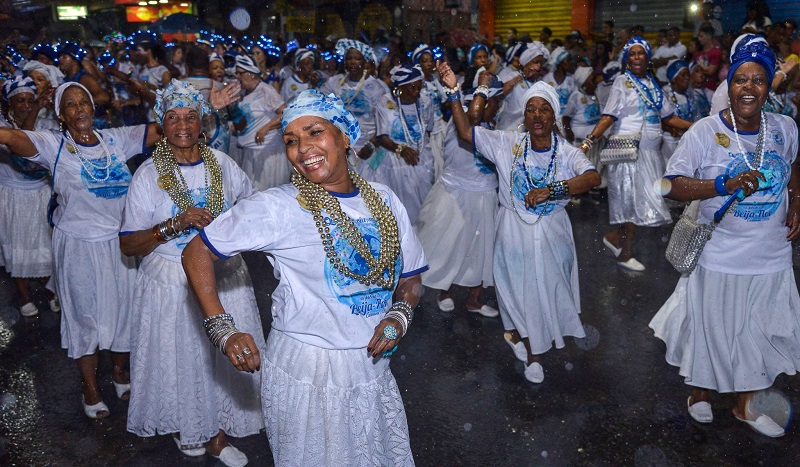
[666,198,738,274]
[599,132,641,164]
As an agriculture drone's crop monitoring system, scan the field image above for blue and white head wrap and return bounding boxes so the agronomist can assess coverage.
[235,55,261,75]
[280,90,361,145]
[520,42,550,66]
[727,41,776,88]
[335,39,377,64]
[522,81,561,118]
[2,76,36,106]
[666,59,689,83]
[622,36,652,63]
[505,42,527,65]
[390,64,423,87]
[54,82,94,118]
[468,43,489,66]
[602,61,622,82]
[548,47,571,70]
[411,44,434,65]
[463,68,503,101]
[730,33,767,55]
[294,48,315,68]
[209,53,224,64]
[154,79,213,124]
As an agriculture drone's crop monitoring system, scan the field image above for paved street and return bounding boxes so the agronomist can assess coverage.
[1,199,798,466]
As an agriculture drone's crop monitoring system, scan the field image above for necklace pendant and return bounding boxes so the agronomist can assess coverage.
[66,142,77,154]
[157,175,170,190]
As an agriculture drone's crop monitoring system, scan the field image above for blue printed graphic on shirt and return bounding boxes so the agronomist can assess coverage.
[237,102,259,135]
[10,155,48,180]
[204,113,231,153]
[557,87,571,108]
[81,156,131,199]
[511,157,556,216]
[424,81,443,118]
[322,215,402,317]
[170,187,232,250]
[638,100,661,124]
[341,89,370,118]
[583,101,601,125]
[726,150,789,222]
[473,150,496,174]
[390,112,423,145]
[772,129,784,146]
[692,89,710,119]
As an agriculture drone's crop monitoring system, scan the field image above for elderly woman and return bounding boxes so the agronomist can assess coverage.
[650,42,800,438]
[182,89,427,465]
[359,64,434,223]
[320,39,388,161]
[580,37,692,271]
[22,60,62,130]
[414,69,500,317]
[280,48,323,105]
[0,82,161,418]
[120,80,262,465]
[0,77,56,317]
[439,63,601,383]
[495,42,549,131]
[232,55,288,191]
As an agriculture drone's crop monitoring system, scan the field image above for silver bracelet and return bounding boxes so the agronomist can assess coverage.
[385,310,408,336]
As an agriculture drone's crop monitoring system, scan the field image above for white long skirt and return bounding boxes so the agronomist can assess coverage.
[239,144,291,191]
[606,127,671,226]
[649,266,800,393]
[127,254,265,445]
[53,228,136,358]
[415,182,496,290]
[429,130,445,181]
[494,208,585,354]
[228,135,243,168]
[262,329,414,467]
[358,148,434,224]
[0,183,53,278]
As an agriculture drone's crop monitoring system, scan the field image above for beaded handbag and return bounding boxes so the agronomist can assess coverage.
[598,132,641,164]
[665,198,738,274]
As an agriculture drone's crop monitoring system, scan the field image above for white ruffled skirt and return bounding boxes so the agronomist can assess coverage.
[650,266,800,393]
[606,127,671,226]
[494,208,585,354]
[127,254,265,445]
[415,182,496,290]
[53,228,136,358]
[239,144,291,191]
[358,148,434,224]
[0,183,53,278]
[262,329,414,467]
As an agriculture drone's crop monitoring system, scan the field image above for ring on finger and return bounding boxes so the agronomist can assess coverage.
[242,347,252,356]
[383,325,399,341]
[235,353,244,361]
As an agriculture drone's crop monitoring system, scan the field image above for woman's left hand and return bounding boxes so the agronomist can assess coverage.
[223,332,261,373]
[210,81,242,110]
[367,317,403,358]
[525,187,550,209]
[255,125,271,145]
[175,207,214,231]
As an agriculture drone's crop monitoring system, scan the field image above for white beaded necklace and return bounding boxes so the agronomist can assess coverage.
[64,130,114,182]
[395,97,424,152]
[729,108,767,171]
[341,70,368,106]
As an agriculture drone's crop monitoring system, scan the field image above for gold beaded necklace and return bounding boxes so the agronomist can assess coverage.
[292,169,400,289]
[153,138,225,218]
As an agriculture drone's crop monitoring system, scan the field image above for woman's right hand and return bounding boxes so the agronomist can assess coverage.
[725,170,766,197]
[176,207,214,231]
[223,332,261,372]
[398,146,420,166]
[437,61,458,89]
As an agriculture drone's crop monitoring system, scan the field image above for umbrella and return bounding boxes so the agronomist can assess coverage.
[152,13,212,34]
[447,28,487,47]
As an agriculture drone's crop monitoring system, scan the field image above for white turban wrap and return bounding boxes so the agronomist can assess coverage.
[522,81,561,117]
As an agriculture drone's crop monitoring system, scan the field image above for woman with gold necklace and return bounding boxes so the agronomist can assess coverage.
[120,80,262,465]
[0,82,161,419]
[182,89,427,465]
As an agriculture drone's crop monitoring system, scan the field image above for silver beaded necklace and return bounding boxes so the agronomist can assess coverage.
[729,108,767,171]
[64,130,114,182]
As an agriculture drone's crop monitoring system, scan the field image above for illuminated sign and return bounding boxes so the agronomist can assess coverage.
[56,6,88,20]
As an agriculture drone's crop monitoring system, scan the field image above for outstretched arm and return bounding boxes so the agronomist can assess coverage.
[0,128,38,157]
[437,61,473,145]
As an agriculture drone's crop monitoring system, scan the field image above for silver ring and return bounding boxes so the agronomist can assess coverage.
[235,353,244,361]
[242,348,252,356]
[746,181,755,190]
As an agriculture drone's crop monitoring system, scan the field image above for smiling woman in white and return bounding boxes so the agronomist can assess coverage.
[119,81,263,466]
[439,63,601,384]
[0,82,161,419]
[183,90,427,466]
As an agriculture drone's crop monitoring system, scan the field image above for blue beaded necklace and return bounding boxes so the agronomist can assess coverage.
[511,131,559,225]
[625,70,664,112]
[667,87,694,121]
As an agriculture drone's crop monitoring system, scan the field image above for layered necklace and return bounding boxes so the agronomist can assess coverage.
[395,94,425,152]
[510,132,559,226]
[728,108,767,171]
[292,169,400,289]
[64,129,114,182]
[625,70,664,112]
[153,138,225,218]
[341,70,368,106]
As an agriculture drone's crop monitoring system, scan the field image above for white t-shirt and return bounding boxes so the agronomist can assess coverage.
[374,97,435,172]
[543,72,575,111]
[200,183,428,350]
[562,91,602,141]
[497,66,519,84]
[120,150,253,262]
[665,112,798,274]
[25,125,148,241]
[138,64,170,123]
[320,75,387,151]
[0,116,51,190]
[439,116,498,192]
[602,74,675,134]
[420,76,447,135]
[652,43,688,83]
[473,127,595,220]
[496,78,540,131]
[235,81,284,149]
[280,74,311,106]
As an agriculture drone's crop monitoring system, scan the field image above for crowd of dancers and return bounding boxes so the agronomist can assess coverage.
[1,17,800,465]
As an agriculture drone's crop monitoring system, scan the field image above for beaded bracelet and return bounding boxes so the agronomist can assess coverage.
[444,86,460,95]
[363,141,376,153]
[548,180,570,199]
[204,313,241,354]
[714,174,730,196]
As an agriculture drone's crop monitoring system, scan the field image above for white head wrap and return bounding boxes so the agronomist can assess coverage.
[54,82,94,118]
[573,66,593,88]
[23,60,64,88]
[522,81,561,117]
[520,42,550,66]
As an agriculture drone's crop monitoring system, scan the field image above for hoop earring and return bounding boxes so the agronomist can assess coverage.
[517,123,528,134]
[393,87,402,98]
[200,132,208,144]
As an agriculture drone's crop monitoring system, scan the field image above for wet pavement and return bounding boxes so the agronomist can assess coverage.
[1,199,799,466]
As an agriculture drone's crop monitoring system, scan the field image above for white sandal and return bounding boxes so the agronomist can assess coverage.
[113,380,131,400]
[82,397,110,419]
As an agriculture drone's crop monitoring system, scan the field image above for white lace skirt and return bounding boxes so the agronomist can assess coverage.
[127,253,265,445]
[0,183,53,278]
[239,144,291,191]
[606,127,671,227]
[494,208,585,354]
[415,182,496,290]
[262,329,414,467]
[53,228,136,358]
[650,266,800,393]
